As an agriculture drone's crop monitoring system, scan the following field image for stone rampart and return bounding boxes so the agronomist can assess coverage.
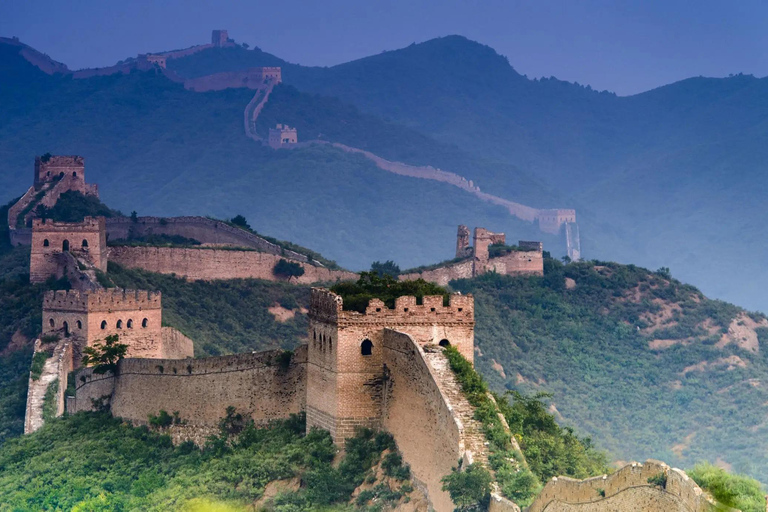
[108,246,357,284]
[105,216,310,262]
[399,259,474,286]
[73,346,307,433]
[527,460,716,512]
[160,327,196,359]
[185,67,281,92]
[381,330,463,512]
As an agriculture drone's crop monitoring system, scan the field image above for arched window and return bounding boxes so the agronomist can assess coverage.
[58,172,64,179]
[361,339,373,356]
[63,322,70,337]
[127,319,133,329]
[82,239,88,248]
[62,240,70,252]
[43,239,49,247]
[101,320,107,330]
[76,320,82,329]
[116,320,123,329]
[142,318,148,328]
[439,339,451,347]
[72,171,77,178]
[49,318,55,328]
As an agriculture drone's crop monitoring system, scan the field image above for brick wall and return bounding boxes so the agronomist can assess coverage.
[108,246,357,284]
[105,216,310,262]
[399,259,474,286]
[381,330,462,512]
[527,460,716,512]
[73,346,307,431]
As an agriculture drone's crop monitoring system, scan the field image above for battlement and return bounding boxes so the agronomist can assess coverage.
[32,216,104,233]
[43,290,89,310]
[43,288,161,312]
[87,288,162,312]
[34,155,85,188]
[519,240,544,251]
[309,288,474,326]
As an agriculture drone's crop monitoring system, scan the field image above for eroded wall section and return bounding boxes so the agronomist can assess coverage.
[527,460,716,512]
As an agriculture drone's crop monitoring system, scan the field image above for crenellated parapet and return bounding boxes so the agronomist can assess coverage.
[86,288,162,312]
[309,288,474,327]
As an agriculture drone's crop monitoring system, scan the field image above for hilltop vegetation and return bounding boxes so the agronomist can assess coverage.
[452,260,768,485]
[0,412,416,511]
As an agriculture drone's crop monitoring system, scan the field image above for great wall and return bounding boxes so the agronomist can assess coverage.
[1,32,746,512]
[2,30,581,261]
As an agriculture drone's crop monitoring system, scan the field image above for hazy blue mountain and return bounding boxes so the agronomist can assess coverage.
[167,36,768,312]
[0,42,563,271]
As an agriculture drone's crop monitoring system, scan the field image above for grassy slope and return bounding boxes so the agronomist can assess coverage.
[451,260,768,485]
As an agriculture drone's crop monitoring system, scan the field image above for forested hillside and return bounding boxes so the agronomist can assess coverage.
[0,41,563,271]
[168,35,768,313]
[453,261,768,485]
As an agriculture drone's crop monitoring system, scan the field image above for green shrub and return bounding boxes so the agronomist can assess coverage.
[30,350,51,381]
[688,463,766,512]
[273,259,305,279]
[331,272,449,313]
[441,463,493,511]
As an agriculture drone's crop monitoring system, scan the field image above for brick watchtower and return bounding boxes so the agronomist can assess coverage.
[306,288,474,443]
[42,288,166,361]
[34,155,85,190]
[30,216,107,283]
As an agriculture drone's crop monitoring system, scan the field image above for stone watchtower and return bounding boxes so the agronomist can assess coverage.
[30,217,107,283]
[34,155,85,190]
[211,30,229,47]
[472,227,505,275]
[306,288,474,443]
[42,288,165,360]
[456,225,471,258]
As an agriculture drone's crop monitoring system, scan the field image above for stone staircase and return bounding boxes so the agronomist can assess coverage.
[423,349,490,468]
[24,339,71,434]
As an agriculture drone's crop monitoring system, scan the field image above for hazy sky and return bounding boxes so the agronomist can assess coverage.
[2,0,767,96]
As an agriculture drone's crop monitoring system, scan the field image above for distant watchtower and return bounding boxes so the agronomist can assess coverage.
[211,30,229,47]
[30,216,107,283]
[268,124,298,149]
[306,288,474,443]
[34,155,85,190]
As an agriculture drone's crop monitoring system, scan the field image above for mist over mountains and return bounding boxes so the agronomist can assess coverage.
[2,34,767,311]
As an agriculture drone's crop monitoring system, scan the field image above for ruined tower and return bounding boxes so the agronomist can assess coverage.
[30,217,107,283]
[456,224,471,258]
[211,30,229,47]
[472,227,505,275]
[306,288,474,443]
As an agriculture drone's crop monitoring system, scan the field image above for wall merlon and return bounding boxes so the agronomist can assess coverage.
[86,288,162,311]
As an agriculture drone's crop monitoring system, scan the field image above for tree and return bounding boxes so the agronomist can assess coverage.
[370,260,400,278]
[130,211,138,223]
[441,463,492,511]
[81,334,128,375]
[230,214,251,230]
[273,259,305,280]
[561,255,572,264]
